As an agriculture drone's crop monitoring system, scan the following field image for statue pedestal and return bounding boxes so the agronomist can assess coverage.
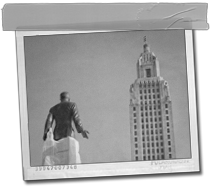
[42,136,81,165]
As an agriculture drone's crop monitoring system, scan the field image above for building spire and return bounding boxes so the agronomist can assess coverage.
[143,36,150,53]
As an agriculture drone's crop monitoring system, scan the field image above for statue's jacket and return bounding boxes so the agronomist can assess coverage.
[44,101,84,141]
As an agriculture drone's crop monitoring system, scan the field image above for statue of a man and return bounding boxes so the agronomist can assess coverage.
[43,92,89,141]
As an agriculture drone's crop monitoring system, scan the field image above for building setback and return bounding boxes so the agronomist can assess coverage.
[129,37,176,161]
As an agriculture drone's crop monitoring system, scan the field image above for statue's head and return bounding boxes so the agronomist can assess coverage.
[60,91,70,102]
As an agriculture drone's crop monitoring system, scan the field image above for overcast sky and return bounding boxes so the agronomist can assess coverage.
[24,30,191,166]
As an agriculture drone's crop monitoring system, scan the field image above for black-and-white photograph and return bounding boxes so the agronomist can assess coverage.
[16,30,199,180]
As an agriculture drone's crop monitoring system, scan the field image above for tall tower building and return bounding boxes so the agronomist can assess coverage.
[129,37,176,161]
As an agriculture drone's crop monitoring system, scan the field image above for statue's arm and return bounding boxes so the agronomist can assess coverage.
[71,103,89,139]
[43,112,54,141]
[71,103,84,133]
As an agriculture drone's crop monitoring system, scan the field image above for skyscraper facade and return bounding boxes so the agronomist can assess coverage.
[129,37,176,161]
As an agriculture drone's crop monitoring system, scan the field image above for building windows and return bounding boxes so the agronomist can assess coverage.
[161,142,163,146]
[160,136,163,140]
[152,143,154,147]
[153,89,155,93]
[166,110,168,114]
[134,119,137,123]
[166,116,169,120]
[161,155,164,159]
[157,94,160,98]
[142,124,144,129]
[165,104,168,108]
[169,154,172,159]
[135,156,138,161]
[150,112,152,116]
[168,141,171,146]
[159,129,163,134]
[168,135,170,139]
[157,89,159,92]
[169,148,171,152]
[159,117,162,121]
[150,118,153,122]
[167,122,169,126]
[135,150,138,154]
[156,136,158,140]
[146,130,149,135]
[157,149,159,153]
[142,137,145,142]
[146,124,149,129]
[141,118,144,123]
[133,107,136,111]
[159,123,162,128]
[141,107,143,111]
[146,68,151,77]
[134,113,136,117]
[134,131,137,135]
[156,142,159,147]
[135,138,137,142]
[144,90,146,93]
[135,144,138,148]
[134,125,137,129]
[155,123,157,128]
[147,143,150,147]
[158,111,161,115]
[153,95,155,98]
[141,113,143,117]
[140,96,143,100]
[151,124,153,128]
[167,128,170,133]
[143,156,146,160]
[152,155,155,160]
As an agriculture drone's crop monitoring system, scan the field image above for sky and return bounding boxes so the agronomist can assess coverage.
[24,30,191,166]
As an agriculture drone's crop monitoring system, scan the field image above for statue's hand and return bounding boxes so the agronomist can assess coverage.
[81,130,89,139]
